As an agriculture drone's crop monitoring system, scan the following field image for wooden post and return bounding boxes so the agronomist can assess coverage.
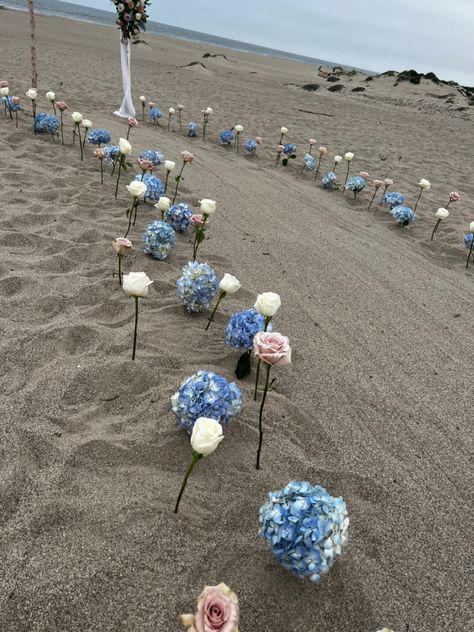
[28,0,37,88]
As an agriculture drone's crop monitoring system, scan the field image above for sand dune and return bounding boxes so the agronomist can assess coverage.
[0,9,472,632]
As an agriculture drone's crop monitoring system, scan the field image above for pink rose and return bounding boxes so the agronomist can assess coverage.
[449,191,460,202]
[56,101,68,111]
[138,158,153,172]
[360,171,369,179]
[0,81,8,88]
[177,103,185,110]
[12,96,20,105]
[94,148,105,159]
[181,150,194,163]
[384,178,393,187]
[308,138,316,145]
[128,116,138,127]
[256,136,263,144]
[180,583,239,632]
[191,214,205,227]
[373,179,384,188]
[148,101,155,108]
[112,237,132,255]
[253,331,291,366]
[277,144,284,153]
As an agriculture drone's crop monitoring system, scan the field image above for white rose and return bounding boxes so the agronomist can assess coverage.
[199,199,216,215]
[435,208,449,220]
[117,2,124,10]
[26,88,37,100]
[139,95,146,102]
[0,87,9,97]
[234,124,243,133]
[470,221,474,232]
[154,196,171,212]
[119,137,132,155]
[220,273,241,294]
[419,178,431,190]
[122,271,153,298]
[191,417,223,456]
[46,91,55,101]
[71,111,83,123]
[334,155,342,163]
[205,107,213,115]
[164,160,175,172]
[82,118,92,129]
[280,126,288,134]
[126,180,147,200]
[135,12,142,20]
[169,107,175,114]
[344,152,354,161]
[254,292,281,317]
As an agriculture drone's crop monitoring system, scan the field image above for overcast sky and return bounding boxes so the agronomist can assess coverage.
[65,0,474,85]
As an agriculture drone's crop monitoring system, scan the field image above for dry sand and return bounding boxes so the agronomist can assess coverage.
[0,9,472,632]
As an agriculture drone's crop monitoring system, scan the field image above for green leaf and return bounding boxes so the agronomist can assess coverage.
[290,154,297,159]
[196,231,205,244]
[282,158,288,166]
[175,175,181,183]
[235,350,252,379]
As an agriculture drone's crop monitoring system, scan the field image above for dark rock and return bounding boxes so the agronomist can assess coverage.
[425,72,440,84]
[365,76,374,81]
[380,70,397,77]
[327,75,340,83]
[352,87,366,92]
[202,52,228,60]
[301,83,320,91]
[327,84,344,93]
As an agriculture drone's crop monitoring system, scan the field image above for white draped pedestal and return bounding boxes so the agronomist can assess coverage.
[114,37,136,119]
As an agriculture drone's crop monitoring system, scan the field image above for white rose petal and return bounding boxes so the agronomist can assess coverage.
[344,152,354,161]
[139,95,146,102]
[164,160,175,172]
[334,155,342,163]
[119,137,132,155]
[199,199,216,215]
[234,124,243,133]
[280,126,288,134]
[191,417,223,456]
[154,197,171,212]
[470,221,474,232]
[169,107,175,114]
[435,208,449,220]
[46,91,55,101]
[26,88,37,100]
[0,87,8,97]
[122,271,153,298]
[220,273,241,294]
[71,111,83,123]
[254,292,281,317]
[126,180,147,200]
[82,118,92,129]
[419,178,431,190]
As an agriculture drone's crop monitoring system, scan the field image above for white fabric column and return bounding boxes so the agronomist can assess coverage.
[114,36,136,119]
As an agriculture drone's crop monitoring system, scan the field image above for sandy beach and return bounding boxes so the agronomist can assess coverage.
[0,8,472,631]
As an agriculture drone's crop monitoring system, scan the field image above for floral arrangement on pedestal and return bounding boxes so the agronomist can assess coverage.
[113,0,151,41]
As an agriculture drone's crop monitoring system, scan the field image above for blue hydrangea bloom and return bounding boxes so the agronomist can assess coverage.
[225,308,269,350]
[171,369,243,433]
[1,96,22,112]
[383,191,405,208]
[143,220,176,260]
[345,175,366,193]
[149,107,162,122]
[464,233,473,248]
[103,144,120,164]
[219,129,234,144]
[133,173,164,202]
[259,481,349,582]
[138,150,165,166]
[321,171,337,188]
[391,205,416,226]
[187,121,198,137]
[87,129,112,145]
[283,143,297,156]
[176,261,220,313]
[303,153,316,171]
[34,112,60,134]
[244,139,258,153]
[165,203,193,232]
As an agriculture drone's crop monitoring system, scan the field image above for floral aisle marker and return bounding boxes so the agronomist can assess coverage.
[345,171,368,199]
[225,308,269,378]
[165,203,193,233]
[143,220,176,260]
[253,292,281,399]
[314,146,327,179]
[206,274,241,331]
[176,261,219,313]
[56,100,67,144]
[154,196,171,220]
[414,178,430,211]
[88,129,112,149]
[368,179,384,209]
[122,271,153,361]
[26,88,37,134]
[172,151,194,204]
[45,90,56,115]
[259,481,349,581]
[167,106,175,131]
[201,106,213,140]
[174,417,223,514]
[342,151,354,190]
[124,179,147,237]
[234,124,243,151]
[0,83,12,120]
[112,237,132,285]
[34,113,60,141]
[464,221,474,268]
[192,199,216,260]
[126,116,138,140]
[379,178,393,205]
[179,583,239,631]
[163,160,175,193]
[177,103,184,130]
[431,208,449,241]
[81,118,92,153]
[253,332,291,469]
[139,95,146,121]
[115,137,133,199]
[279,126,288,144]
[445,191,460,209]
[71,111,83,157]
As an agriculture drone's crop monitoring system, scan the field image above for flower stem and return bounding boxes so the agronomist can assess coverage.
[78,125,83,161]
[133,198,139,226]
[414,189,422,212]
[256,363,272,470]
[114,155,123,199]
[52,102,56,116]
[142,103,145,122]
[446,200,451,209]
[100,159,104,184]
[192,215,208,261]
[179,111,182,131]
[15,110,18,129]
[431,219,441,241]
[314,156,322,180]
[202,119,207,140]
[124,201,135,238]
[253,316,271,401]
[466,239,474,269]
[168,115,171,131]
[174,452,202,513]
[60,112,64,145]
[343,163,349,191]
[164,171,169,194]
[126,126,131,141]
[275,154,280,167]
[118,254,122,285]
[172,163,185,204]
[205,291,225,331]
[33,102,36,135]
[132,296,139,360]
[81,129,87,153]
[368,190,377,209]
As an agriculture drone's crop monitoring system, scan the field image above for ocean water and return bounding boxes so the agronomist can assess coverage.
[1,0,367,72]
